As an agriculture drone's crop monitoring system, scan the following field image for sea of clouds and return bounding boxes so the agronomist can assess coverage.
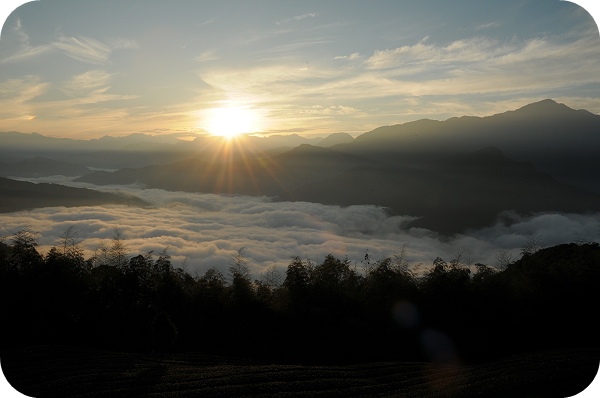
[2,176,599,279]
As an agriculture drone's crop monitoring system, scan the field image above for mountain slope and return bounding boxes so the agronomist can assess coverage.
[76,144,600,235]
[0,157,90,178]
[277,147,600,234]
[76,145,370,197]
[0,177,147,213]
[316,132,355,147]
[344,99,600,193]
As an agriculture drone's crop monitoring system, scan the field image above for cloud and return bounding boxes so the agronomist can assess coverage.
[334,52,361,61]
[194,27,600,138]
[1,181,598,279]
[276,13,318,25]
[59,69,115,97]
[476,21,501,30]
[194,50,219,63]
[1,18,137,65]
[299,105,360,115]
[0,75,49,121]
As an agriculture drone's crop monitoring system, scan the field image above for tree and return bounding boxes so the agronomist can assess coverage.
[392,244,412,274]
[450,246,474,269]
[154,247,172,276]
[8,227,42,273]
[520,234,543,256]
[311,254,359,295]
[229,247,250,282]
[90,240,111,267]
[57,226,84,261]
[229,248,254,303]
[261,265,282,290]
[45,226,87,273]
[90,228,129,268]
[472,263,496,283]
[108,228,128,268]
[284,257,311,291]
[495,249,514,270]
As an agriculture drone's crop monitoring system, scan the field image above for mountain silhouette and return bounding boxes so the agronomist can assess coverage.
[342,99,599,193]
[0,157,90,178]
[316,132,355,147]
[0,177,147,213]
[4,99,600,234]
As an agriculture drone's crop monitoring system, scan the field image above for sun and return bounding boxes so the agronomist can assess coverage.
[204,105,260,139]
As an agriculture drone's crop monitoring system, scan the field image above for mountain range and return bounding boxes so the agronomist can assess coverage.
[1,99,599,235]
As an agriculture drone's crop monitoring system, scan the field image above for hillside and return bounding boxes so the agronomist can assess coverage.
[76,144,370,197]
[0,177,148,213]
[280,146,600,234]
[76,145,600,235]
[0,156,90,178]
[343,99,600,193]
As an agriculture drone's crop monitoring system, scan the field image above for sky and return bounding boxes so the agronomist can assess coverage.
[1,0,599,139]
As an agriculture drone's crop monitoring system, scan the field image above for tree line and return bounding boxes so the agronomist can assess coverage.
[1,226,598,365]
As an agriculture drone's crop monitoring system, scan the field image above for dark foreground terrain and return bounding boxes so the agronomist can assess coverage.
[1,345,598,398]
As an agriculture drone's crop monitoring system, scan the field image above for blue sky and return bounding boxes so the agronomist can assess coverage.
[1,0,599,139]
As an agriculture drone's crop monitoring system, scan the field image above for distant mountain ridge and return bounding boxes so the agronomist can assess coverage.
[0,177,147,213]
[0,157,90,178]
[3,99,600,234]
[341,99,599,193]
[2,99,596,191]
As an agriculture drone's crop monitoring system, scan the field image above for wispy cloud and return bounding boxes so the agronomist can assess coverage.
[200,30,600,109]
[194,50,219,63]
[1,19,137,65]
[60,69,115,97]
[0,75,49,121]
[276,12,318,25]
[334,52,361,60]
[299,105,361,116]
[476,21,501,30]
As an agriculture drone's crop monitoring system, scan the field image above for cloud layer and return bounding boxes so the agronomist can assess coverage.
[2,182,598,279]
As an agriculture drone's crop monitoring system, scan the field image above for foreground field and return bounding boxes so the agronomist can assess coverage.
[1,346,598,397]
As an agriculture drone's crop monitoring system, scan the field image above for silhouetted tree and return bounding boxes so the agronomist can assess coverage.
[261,265,282,289]
[229,247,250,281]
[283,256,311,293]
[312,254,359,294]
[520,234,543,256]
[7,227,42,274]
[45,226,87,274]
[109,228,128,268]
[228,248,254,303]
[154,247,172,276]
[495,249,514,270]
